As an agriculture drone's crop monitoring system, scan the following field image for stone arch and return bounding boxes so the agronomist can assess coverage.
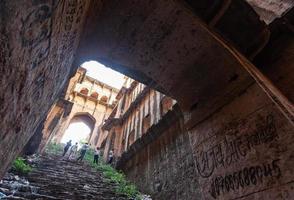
[73,112,96,131]
[74,112,96,124]
[80,88,89,95]
[90,92,99,99]
[100,95,108,103]
[61,112,96,144]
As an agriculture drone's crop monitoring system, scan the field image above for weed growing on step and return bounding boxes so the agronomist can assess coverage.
[12,157,32,175]
[45,142,64,155]
[84,149,142,199]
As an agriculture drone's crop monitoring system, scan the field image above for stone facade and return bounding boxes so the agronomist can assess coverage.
[118,105,200,199]
[49,67,119,147]
[100,78,176,161]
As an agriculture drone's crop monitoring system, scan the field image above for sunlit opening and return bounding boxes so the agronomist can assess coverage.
[61,121,92,145]
[81,61,125,89]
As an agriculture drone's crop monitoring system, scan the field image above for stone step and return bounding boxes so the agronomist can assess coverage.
[0,155,130,200]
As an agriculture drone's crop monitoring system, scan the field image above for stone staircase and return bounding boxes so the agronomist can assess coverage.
[0,154,130,200]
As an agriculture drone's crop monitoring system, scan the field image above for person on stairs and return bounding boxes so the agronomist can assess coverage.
[107,149,114,164]
[93,147,100,164]
[77,143,89,162]
[63,140,72,156]
[67,142,78,160]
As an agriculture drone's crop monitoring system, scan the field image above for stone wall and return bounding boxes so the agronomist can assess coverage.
[189,83,293,200]
[119,106,202,200]
[101,78,176,162]
[22,118,46,156]
[0,0,91,178]
[120,81,293,200]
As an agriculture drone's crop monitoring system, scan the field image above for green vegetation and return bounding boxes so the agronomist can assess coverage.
[12,157,32,175]
[45,142,64,155]
[84,149,142,199]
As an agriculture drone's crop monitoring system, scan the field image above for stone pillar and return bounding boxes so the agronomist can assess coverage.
[52,115,72,143]
[88,123,100,147]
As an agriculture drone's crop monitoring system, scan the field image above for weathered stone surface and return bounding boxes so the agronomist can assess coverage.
[22,119,45,156]
[0,154,129,200]
[120,82,294,199]
[120,108,202,200]
[76,0,268,114]
[188,83,294,200]
[0,0,91,178]
[116,104,182,170]
[185,0,270,57]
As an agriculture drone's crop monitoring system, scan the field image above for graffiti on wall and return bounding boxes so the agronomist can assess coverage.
[59,0,85,61]
[208,159,281,199]
[195,115,277,178]
[55,0,86,88]
[20,1,55,69]
[20,0,86,71]
[193,114,285,199]
[19,0,88,100]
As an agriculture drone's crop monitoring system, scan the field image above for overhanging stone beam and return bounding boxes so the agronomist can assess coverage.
[76,0,293,127]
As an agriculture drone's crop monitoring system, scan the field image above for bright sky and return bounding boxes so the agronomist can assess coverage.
[81,61,125,89]
[61,122,91,145]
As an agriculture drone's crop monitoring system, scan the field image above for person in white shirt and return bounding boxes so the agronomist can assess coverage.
[67,142,78,160]
[93,147,100,164]
[108,149,114,164]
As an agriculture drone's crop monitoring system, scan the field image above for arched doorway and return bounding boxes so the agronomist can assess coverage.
[61,113,96,145]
